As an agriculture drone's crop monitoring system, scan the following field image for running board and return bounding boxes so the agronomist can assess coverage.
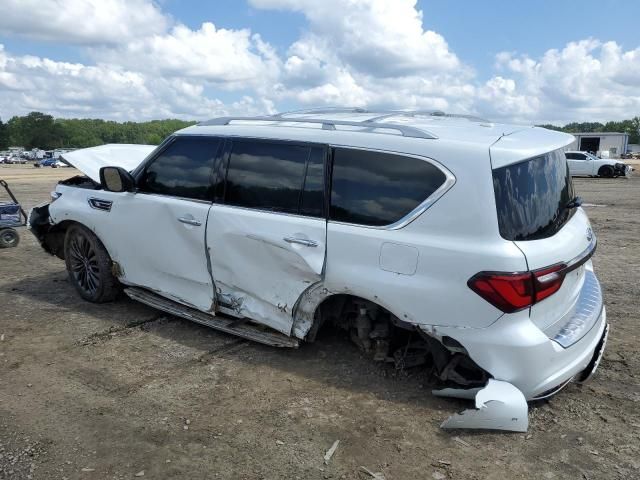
[124,287,299,348]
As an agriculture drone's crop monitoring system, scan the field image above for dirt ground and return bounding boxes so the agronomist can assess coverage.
[1,164,639,480]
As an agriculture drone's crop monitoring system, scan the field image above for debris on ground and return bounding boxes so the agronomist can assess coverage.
[359,466,386,479]
[323,440,340,465]
[453,436,472,448]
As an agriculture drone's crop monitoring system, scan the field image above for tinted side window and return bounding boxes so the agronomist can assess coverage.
[139,136,220,200]
[330,149,447,226]
[225,141,309,214]
[493,149,575,241]
[565,153,579,160]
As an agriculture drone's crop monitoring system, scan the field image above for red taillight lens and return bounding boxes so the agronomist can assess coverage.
[467,272,534,313]
[533,263,566,302]
[468,264,568,313]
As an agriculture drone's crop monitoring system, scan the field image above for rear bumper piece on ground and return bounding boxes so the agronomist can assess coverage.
[438,379,528,432]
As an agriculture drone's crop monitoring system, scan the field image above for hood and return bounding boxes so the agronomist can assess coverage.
[61,144,157,183]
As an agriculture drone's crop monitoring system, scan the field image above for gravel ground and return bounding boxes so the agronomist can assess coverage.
[0,164,639,479]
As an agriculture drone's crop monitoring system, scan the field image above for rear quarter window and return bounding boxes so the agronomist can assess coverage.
[493,149,575,241]
[330,148,447,227]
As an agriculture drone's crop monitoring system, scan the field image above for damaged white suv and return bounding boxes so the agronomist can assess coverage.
[30,109,608,431]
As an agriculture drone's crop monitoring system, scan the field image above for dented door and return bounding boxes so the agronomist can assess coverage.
[207,139,327,335]
[97,193,215,311]
[95,136,221,311]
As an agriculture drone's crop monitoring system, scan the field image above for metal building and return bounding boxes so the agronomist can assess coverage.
[565,132,629,158]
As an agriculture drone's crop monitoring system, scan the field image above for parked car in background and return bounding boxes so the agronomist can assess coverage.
[34,158,63,168]
[29,110,609,432]
[565,150,631,177]
[5,155,27,164]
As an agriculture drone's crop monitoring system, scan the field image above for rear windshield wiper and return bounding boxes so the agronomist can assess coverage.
[566,196,583,209]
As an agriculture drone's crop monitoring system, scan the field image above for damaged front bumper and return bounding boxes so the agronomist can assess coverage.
[28,203,65,258]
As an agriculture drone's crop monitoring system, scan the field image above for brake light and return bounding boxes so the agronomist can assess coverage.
[468,264,567,313]
[533,263,566,302]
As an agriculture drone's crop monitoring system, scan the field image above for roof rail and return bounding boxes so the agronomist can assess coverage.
[273,107,371,117]
[273,107,490,123]
[365,110,491,124]
[199,116,438,140]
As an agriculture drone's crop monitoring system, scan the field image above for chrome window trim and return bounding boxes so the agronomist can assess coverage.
[210,202,327,222]
[327,146,456,230]
[134,191,213,205]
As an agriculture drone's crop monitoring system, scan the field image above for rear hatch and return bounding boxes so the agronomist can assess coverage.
[491,134,601,347]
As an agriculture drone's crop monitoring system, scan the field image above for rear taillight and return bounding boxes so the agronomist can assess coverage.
[532,263,566,302]
[468,264,568,313]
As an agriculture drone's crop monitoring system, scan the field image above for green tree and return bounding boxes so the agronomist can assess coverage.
[8,112,65,149]
[0,118,9,149]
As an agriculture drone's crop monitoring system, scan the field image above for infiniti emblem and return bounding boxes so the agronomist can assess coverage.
[586,227,593,242]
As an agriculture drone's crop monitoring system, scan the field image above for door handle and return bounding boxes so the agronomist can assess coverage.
[178,216,202,226]
[283,236,318,247]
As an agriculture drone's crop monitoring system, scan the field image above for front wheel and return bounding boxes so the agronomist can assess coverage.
[64,224,120,302]
[598,165,614,178]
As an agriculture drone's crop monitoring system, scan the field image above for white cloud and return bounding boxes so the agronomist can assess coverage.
[0,0,168,45]
[250,0,476,113]
[0,0,639,124]
[0,45,271,120]
[250,0,461,75]
[481,39,640,123]
[93,22,282,90]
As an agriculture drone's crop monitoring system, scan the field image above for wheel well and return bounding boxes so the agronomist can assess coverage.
[44,220,87,259]
[308,293,489,387]
[308,294,394,341]
[598,165,613,175]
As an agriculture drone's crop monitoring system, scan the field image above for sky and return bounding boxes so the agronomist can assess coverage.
[0,0,639,125]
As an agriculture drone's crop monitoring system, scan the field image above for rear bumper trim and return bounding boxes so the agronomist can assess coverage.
[544,269,602,348]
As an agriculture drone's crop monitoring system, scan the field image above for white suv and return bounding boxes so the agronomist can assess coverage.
[29,109,608,431]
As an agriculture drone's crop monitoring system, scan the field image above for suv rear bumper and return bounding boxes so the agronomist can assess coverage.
[425,304,608,400]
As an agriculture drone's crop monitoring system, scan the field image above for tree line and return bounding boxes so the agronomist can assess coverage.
[0,112,196,150]
[0,111,639,151]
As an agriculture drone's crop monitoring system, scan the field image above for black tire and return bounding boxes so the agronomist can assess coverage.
[0,228,19,248]
[64,224,120,302]
[598,165,614,178]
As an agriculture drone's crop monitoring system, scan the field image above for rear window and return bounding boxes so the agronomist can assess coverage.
[493,149,575,241]
[330,148,447,226]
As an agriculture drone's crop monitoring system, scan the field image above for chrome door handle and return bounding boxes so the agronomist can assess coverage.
[178,216,202,226]
[283,236,318,247]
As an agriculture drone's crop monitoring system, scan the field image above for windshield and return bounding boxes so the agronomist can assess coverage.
[492,149,576,241]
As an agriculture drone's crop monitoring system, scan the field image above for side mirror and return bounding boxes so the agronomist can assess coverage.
[99,166,135,193]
